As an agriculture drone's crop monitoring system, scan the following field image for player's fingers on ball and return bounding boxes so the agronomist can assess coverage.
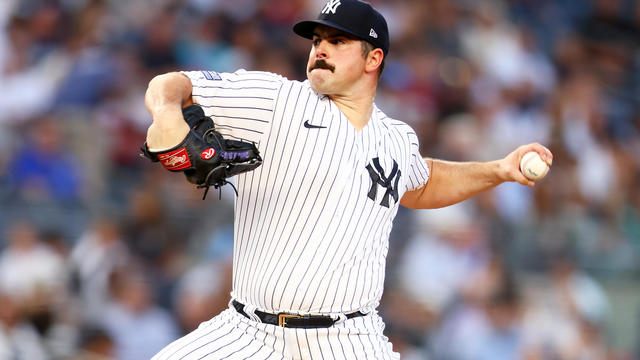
[530,143,553,165]
[542,147,553,166]
[514,170,534,186]
[518,143,538,158]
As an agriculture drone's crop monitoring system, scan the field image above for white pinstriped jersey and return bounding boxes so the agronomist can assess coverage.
[184,69,430,316]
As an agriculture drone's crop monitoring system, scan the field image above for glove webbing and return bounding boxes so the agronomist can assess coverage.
[197,128,239,200]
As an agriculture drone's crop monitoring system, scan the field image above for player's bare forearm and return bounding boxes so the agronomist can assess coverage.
[400,159,504,209]
[401,143,553,209]
[145,72,194,150]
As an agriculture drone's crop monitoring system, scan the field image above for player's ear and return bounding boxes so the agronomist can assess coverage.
[365,48,384,74]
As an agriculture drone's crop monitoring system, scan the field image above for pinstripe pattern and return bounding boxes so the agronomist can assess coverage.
[152,307,400,360]
[163,70,429,359]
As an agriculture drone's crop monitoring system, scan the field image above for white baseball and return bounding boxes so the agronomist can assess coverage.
[520,151,549,180]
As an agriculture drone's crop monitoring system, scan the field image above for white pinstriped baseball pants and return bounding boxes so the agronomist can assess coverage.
[152,304,400,360]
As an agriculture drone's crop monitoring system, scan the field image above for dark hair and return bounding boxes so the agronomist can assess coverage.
[361,41,386,78]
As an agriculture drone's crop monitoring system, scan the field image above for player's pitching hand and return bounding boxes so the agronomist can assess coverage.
[500,143,553,187]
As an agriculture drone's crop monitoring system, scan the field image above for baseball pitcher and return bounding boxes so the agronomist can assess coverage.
[142,0,553,359]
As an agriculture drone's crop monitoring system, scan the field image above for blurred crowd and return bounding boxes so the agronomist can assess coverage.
[0,0,638,359]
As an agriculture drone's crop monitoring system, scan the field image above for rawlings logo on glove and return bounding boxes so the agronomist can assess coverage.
[141,104,262,199]
[201,148,216,160]
[158,148,191,170]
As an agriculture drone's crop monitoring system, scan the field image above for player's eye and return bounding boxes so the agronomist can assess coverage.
[312,38,321,46]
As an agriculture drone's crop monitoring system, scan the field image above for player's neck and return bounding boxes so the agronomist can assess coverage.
[330,85,376,131]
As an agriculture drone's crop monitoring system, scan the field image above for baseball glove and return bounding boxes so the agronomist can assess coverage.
[141,104,262,199]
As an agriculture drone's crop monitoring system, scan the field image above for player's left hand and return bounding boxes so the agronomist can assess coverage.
[499,143,553,187]
[141,104,263,199]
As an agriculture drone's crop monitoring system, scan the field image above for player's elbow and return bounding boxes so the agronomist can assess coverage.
[399,194,419,209]
[146,73,172,96]
[400,183,452,209]
[400,185,429,209]
[400,197,446,210]
[148,72,186,87]
[145,72,193,111]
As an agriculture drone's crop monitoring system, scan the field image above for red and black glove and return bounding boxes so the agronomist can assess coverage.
[141,104,262,199]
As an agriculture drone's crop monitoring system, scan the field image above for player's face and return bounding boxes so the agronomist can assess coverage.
[306,25,366,95]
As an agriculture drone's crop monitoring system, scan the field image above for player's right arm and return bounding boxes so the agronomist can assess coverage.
[145,72,194,150]
[401,143,552,209]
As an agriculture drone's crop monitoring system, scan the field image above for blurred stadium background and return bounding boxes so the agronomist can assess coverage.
[0,0,639,359]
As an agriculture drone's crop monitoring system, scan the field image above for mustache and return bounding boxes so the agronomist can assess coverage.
[309,59,335,73]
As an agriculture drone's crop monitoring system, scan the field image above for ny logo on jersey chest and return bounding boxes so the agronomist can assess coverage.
[366,158,400,208]
[322,0,341,14]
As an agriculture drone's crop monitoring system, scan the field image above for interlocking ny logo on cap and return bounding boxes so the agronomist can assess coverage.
[322,0,341,14]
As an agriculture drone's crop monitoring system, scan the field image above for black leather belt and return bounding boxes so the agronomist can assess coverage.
[232,300,366,328]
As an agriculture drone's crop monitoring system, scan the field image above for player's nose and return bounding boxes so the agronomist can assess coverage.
[314,41,329,59]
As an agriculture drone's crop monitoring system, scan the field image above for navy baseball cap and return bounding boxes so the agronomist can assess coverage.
[293,0,390,57]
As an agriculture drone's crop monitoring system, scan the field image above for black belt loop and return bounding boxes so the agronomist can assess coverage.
[232,300,366,328]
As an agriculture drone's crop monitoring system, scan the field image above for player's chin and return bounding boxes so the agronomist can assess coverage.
[308,76,331,94]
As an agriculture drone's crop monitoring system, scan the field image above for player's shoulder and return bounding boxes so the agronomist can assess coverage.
[226,69,287,83]
[182,69,292,87]
[374,106,418,138]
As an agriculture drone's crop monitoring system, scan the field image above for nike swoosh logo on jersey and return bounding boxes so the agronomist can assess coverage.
[303,120,327,129]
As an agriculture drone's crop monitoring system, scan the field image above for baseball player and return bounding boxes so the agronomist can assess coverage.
[143,0,553,359]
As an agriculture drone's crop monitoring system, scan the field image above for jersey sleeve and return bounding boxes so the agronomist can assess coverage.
[406,130,430,191]
[182,69,284,145]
